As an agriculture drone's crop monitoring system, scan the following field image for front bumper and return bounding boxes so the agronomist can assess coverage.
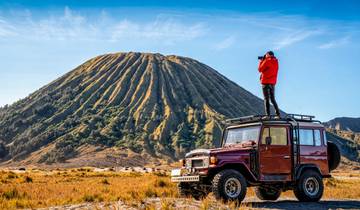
[171,175,200,182]
[171,168,202,183]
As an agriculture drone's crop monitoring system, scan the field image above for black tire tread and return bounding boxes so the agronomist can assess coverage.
[294,170,324,202]
[328,142,341,171]
[212,169,247,202]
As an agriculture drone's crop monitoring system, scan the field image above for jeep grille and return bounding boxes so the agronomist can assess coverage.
[192,159,204,167]
[186,157,209,168]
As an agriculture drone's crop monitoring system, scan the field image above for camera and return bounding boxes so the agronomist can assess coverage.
[258,56,264,60]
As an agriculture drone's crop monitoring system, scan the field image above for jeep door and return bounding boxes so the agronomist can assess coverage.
[259,126,292,181]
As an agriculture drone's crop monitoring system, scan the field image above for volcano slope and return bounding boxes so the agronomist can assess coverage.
[0,52,264,165]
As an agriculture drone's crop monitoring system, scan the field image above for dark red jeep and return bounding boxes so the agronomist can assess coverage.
[171,114,340,202]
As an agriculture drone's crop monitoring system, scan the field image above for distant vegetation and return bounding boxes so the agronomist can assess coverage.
[0,52,264,164]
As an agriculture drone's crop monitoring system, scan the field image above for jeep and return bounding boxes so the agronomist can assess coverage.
[171,114,340,202]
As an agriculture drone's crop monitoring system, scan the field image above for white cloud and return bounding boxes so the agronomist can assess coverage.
[318,36,350,49]
[0,7,207,44]
[274,29,323,50]
[111,18,206,43]
[0,19,17,37]
[214,36,236,50]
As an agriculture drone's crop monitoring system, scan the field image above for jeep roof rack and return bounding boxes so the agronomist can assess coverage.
[285,114,316,122]
[225,115,278,124]
[225,113,319,125]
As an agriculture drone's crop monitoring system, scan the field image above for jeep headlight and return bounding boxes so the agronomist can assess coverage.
[210,156,217,165]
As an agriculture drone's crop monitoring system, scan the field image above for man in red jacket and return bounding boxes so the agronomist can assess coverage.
[258,51,280,118]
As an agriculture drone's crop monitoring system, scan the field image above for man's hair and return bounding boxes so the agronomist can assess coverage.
[267,51,274,56]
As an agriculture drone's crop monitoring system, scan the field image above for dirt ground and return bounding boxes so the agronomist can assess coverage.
[36,197,360,210]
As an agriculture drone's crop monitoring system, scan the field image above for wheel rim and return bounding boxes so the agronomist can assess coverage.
[304,177,319,196]
[224,177,241,198]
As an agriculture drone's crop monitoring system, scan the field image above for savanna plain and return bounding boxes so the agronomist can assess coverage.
[0,167,359,210]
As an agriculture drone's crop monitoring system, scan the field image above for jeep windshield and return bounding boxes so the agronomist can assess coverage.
[224,126,260,146]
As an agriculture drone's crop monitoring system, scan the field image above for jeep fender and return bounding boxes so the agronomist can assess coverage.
[295,164,322,180]
[208,162,257,183]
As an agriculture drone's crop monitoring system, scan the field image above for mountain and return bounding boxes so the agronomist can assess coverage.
[326,130,359,162]
[324,117,360,167]
[0,52,264,165]
[324,117,360,132]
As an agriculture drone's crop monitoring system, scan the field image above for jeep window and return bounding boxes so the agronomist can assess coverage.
[224,126,260,145]
[299,129,314,145]
[323,130,327,145]
[261,127,287,145]
[314,129,321,146]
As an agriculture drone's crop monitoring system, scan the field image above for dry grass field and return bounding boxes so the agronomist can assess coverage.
[0,168,359,209]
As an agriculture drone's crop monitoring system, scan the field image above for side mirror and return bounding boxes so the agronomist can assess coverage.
[265,136,272,145]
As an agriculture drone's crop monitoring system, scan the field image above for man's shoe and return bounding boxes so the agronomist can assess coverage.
[274,115,281,119]
[262,116,270,120]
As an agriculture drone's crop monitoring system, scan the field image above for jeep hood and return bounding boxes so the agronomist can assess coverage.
[209,146,253,155]
[185,146,253,158]
[185,149,210,158]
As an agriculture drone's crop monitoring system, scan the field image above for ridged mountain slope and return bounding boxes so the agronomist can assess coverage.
[0,52,264,163]
[325,117,360,132]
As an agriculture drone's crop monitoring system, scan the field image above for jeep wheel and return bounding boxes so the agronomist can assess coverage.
[255,187,281,201]
[294,170,324,202]
[212,169,247,202]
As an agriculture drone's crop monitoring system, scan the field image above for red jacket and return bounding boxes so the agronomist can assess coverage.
[258,56,279,85]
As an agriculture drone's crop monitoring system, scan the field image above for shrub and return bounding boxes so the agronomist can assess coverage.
[6,172,18,179]
[2,188,23,199]
[101,178,110,185]
[155,179,167,188]
[33,103,56,117]
[24,176,33,183]
[144,188,157,197]
[82,194,95,202]
[82,194,103,202]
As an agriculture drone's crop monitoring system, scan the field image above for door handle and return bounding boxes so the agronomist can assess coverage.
[284,155,290,159]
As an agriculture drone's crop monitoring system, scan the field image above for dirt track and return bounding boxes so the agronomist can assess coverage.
[241,198,360,210]
[38,197,360,210]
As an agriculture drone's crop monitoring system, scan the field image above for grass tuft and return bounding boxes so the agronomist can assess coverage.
[24,176,33,183]
[82,194,103,202]
[101,178,110,185]
[154,179,167,188]
[2,188,24,200]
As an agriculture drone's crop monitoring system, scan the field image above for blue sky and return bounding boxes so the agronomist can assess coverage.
[0,1,359,121]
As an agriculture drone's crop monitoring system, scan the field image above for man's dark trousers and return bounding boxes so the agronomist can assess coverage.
[262,84,280,116]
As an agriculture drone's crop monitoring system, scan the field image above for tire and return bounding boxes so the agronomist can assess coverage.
[255,187,281,201]
[294,170,324,202]
[328,142,341,171]
[212,169,247,202]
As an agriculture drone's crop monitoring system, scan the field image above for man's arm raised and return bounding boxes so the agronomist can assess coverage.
[258,59,268,72]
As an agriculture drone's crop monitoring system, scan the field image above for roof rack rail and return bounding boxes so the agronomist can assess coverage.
[224,114,318,125]
[285,114,315,121]
[225,115,280,124]
[225,115,258,124]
